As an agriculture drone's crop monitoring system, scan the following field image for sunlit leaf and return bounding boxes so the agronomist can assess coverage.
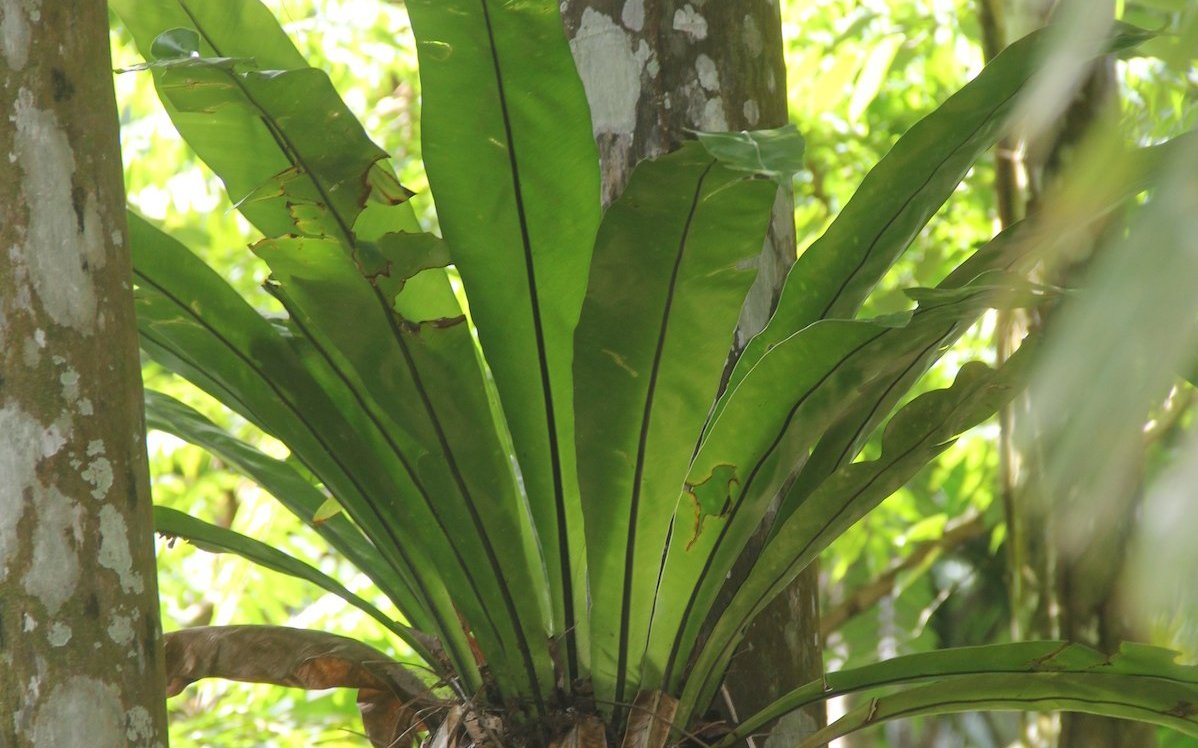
[692,125,807,184]
[573,142,774,704]
[405,0,602,684]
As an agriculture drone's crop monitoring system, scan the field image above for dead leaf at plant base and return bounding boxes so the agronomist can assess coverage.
[164,625,439,747]
[620,691,679,748]
[550,715,608,748]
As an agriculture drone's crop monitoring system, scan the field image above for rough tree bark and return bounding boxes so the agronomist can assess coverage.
[561,2,824,740]
[0,1,169,745]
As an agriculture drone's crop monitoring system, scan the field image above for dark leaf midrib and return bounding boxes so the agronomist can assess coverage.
[478,0,575,694]
[696,335,980,700]
[177,0,544,700]
[662,321,890,686]
[817,87,1021,321]
[133,269,459,668]
[617,160,717,706]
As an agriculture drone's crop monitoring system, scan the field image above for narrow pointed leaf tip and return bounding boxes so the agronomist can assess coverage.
[692,125,806,183]
[1110,20,1158,51]
[903,270,1062,308]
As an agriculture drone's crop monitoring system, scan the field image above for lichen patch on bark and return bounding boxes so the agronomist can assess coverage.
[47,621,72,647]
[743,99,760,126]
[672,5,708,40]
[31,676,124,747]
[570,9,643,137]
[695,54,719,91]
[701,97,728,130]
[620,0,644,31]
[742,15,764,57]
[82,439,113,499]
[0,403,67,582]
[7,245,35,327]
[98,504,143,594]
[125,705,159,745]
[0,0,33,70]
[12,87,105,334]
[58,366,79,401]
[107,610,135,647]
[23,484,82,615]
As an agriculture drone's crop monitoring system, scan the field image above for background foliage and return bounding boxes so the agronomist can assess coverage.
[109,1,1198,745]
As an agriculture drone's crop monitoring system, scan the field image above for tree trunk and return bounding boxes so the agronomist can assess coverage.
[0,2,169,745]
[561,2,823,739]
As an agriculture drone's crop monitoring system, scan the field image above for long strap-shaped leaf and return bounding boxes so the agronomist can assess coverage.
[153,506,436,663]
[648,288,1027,693]
[780,134,1197,532]
[254,234,553,703]
[573,142,776,708]
[144,390,428,635]
[116,2,498,693]
[714,641,1198,747]
[718,24,1150,411]
[805,673,1198,747]
[677,343,1038,723]
[647,320,930,691]
[110,0,413,239]
[129,214,479,690]
[405,0,602,679]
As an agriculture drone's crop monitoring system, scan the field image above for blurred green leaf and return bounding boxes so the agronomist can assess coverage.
[151,27,200,60]
[692,126,807,184]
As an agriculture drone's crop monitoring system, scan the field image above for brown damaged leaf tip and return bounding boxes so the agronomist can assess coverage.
[395,314,469,336]
[684,465,738,550]
[366,161,417,205]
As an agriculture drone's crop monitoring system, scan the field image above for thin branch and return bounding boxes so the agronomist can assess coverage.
[821,512,988,638]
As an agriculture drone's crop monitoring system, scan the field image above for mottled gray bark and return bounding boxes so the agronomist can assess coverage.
[562,0,794,341]
[0,1,169,745]
[562,1,823,737]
